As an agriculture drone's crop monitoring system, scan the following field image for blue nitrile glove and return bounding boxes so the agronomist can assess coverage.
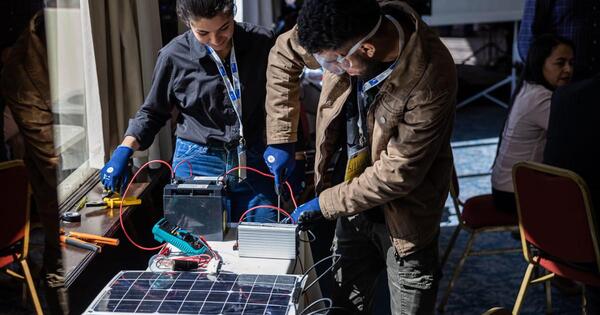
[263,143,296,189]
[291,197,323,230]
[99,145,133,193]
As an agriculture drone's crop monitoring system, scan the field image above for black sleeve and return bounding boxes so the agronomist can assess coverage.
[543,87,568,167]
[125,52,175,150]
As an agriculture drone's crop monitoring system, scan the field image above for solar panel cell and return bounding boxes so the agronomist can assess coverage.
[135,300,161,313]
[158,301,181,313]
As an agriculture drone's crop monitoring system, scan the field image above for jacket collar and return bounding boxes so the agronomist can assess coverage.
[377,1,428,102]
[189,22,250,60]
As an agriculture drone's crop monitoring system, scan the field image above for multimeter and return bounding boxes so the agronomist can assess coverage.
[152,218,208,256]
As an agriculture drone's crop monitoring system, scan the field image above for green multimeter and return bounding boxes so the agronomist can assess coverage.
[152,218,208,256]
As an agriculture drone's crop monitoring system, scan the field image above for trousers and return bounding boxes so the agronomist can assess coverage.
[331,213,440,315]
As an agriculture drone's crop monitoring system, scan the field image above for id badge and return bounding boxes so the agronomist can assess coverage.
[237,142,247,182]
[344,147,370,182]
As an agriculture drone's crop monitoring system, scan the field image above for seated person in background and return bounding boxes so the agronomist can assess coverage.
[542,71,600,315]
[99,0,278,222]
[491,34,574,213]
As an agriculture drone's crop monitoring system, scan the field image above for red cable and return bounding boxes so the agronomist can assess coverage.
[225,166,299,208]
[238,205,295,224]
[173,159,193,178]
[120,160,300,252]
[119,160,174,251]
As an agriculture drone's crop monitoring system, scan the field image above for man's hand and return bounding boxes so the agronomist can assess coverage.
[291,197,323,230]
[100,145,133,193]
[264,143,296,189]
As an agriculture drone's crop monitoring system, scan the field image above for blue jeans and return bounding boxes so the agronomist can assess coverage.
[172,138,277,222]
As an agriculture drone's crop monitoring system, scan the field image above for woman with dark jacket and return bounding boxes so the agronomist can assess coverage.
[99,0,278,222]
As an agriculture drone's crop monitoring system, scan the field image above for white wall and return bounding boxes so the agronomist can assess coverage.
[423,0,525,26]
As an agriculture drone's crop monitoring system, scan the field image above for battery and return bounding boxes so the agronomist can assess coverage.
[163,176,227,241]
[237,222,298,260]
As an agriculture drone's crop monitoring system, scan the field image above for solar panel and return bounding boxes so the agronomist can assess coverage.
[84,271,302,315]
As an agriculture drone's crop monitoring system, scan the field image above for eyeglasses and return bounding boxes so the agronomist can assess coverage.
[313,16,382,75]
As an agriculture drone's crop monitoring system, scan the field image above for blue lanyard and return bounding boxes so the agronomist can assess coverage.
[356,15,403,145]
[206,44,244,141]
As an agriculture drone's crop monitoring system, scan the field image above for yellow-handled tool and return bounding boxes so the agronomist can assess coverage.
[103,196,141,208]
[86,196,141,209]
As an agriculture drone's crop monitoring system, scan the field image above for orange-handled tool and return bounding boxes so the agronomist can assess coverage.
[65,231,120,246]
[60,235,101,252]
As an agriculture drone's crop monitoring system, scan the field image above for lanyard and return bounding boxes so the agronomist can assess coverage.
[206,44,244,142]
[356,15,403,145]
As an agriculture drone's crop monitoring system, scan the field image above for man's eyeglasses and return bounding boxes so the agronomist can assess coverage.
[313,16,382,75]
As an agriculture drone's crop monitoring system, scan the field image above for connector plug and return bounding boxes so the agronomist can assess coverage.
[207,258,222,275]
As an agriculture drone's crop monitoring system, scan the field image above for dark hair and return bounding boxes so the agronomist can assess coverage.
[297,0,381,54]
[492,34,574,168]
[176,0,234,24]
[521,33,575,90]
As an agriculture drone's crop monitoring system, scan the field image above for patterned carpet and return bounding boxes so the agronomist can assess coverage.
[437,102,581,315]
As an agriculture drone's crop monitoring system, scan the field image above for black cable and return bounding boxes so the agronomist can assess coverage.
[300,254,341,295]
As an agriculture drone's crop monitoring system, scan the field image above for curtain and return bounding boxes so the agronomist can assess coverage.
[236,0,276,27]
[86,0,171,167]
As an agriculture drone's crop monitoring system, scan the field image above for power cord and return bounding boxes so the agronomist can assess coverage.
[299,254,342,295]
[299,298,332,315]
[298,230,316,243]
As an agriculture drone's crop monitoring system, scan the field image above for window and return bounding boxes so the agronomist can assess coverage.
[46,0,104,203]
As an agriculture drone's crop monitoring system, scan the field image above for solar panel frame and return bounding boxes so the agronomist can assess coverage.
[84,271,302,315]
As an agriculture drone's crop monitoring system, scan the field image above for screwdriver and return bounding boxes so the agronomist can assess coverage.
[60,235,101,252]
[63,230,119,246]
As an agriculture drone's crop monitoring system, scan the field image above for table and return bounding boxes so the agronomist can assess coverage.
[61,182,149,287]
[156,227,324,314]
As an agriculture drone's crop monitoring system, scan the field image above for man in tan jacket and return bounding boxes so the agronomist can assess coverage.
[1,12,69,315]
[263,0,456,313]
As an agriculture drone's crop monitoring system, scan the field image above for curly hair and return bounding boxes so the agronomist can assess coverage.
[176,0,234,24]
[297,0,381,54]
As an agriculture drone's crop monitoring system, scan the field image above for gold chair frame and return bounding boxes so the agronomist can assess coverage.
[512,161,600,315]
[0,160,43,315]
[438,167,521,312]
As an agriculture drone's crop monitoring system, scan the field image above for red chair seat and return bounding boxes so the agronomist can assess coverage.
[0,254,17,269]
[539,257,600,286]
[461,194,518,229]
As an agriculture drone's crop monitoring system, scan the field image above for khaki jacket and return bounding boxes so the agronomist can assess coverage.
[1,13,57,187]
[266,1,457,256]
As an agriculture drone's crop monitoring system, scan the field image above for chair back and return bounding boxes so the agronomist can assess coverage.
[0,160,31,263]
[513,161,600,270]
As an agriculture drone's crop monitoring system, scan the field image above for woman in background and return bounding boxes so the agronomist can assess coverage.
[491,34,574,212]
